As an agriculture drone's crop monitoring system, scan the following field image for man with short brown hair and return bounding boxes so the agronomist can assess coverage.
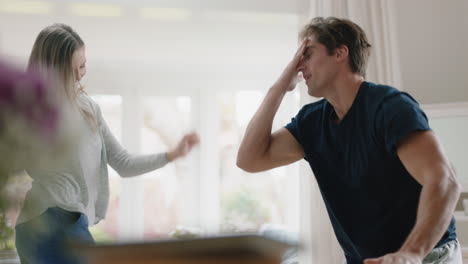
[237,17,461,264]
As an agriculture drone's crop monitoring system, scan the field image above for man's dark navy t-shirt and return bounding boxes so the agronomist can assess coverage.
[285,81,456,264]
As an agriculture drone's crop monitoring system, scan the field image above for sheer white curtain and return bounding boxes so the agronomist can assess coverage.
[297,0,402,263]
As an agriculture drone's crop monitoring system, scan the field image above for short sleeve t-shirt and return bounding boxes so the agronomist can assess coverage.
[286,81,456,264]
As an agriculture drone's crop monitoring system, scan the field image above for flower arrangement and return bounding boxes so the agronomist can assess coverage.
[0,59,78,249]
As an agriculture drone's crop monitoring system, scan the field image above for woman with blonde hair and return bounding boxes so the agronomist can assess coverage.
[15,23,199,264]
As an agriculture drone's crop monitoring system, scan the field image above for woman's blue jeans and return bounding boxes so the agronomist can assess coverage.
[15,207,94,264]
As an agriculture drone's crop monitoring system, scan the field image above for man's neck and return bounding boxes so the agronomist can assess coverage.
[325,74,364,122]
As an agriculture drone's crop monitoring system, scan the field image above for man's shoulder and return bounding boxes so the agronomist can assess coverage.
[298,98,328,117]
[362,82,425,131]
[363,81,400,99]
[363,82,419,108]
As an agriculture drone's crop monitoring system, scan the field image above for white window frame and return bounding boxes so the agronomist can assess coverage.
[90,81,301,240]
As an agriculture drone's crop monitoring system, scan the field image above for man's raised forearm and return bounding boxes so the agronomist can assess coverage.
[237,40,306,171]
[236,85,287,169]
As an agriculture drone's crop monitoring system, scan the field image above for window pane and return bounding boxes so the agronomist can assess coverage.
[89,95,122,242]
[219,90,299,233]
[140,96,192,239]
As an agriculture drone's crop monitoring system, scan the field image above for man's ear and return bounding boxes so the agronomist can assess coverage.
[335,45,349,63]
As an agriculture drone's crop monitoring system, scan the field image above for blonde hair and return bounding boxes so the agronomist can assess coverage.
[28,23,96,127]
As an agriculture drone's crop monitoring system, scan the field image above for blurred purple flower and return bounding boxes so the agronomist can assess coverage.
[0,59,79,247]
[0,60,59,140]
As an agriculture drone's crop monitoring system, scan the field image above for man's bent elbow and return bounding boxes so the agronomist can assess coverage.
[236,158,255,173]
[443,167,462,204]
[236,157,264,173]
[449,175,462,200]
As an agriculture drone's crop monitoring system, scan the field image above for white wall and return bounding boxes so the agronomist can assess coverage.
[393,0,468,104]
[0,1,301,97]
[2,0,467,105]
